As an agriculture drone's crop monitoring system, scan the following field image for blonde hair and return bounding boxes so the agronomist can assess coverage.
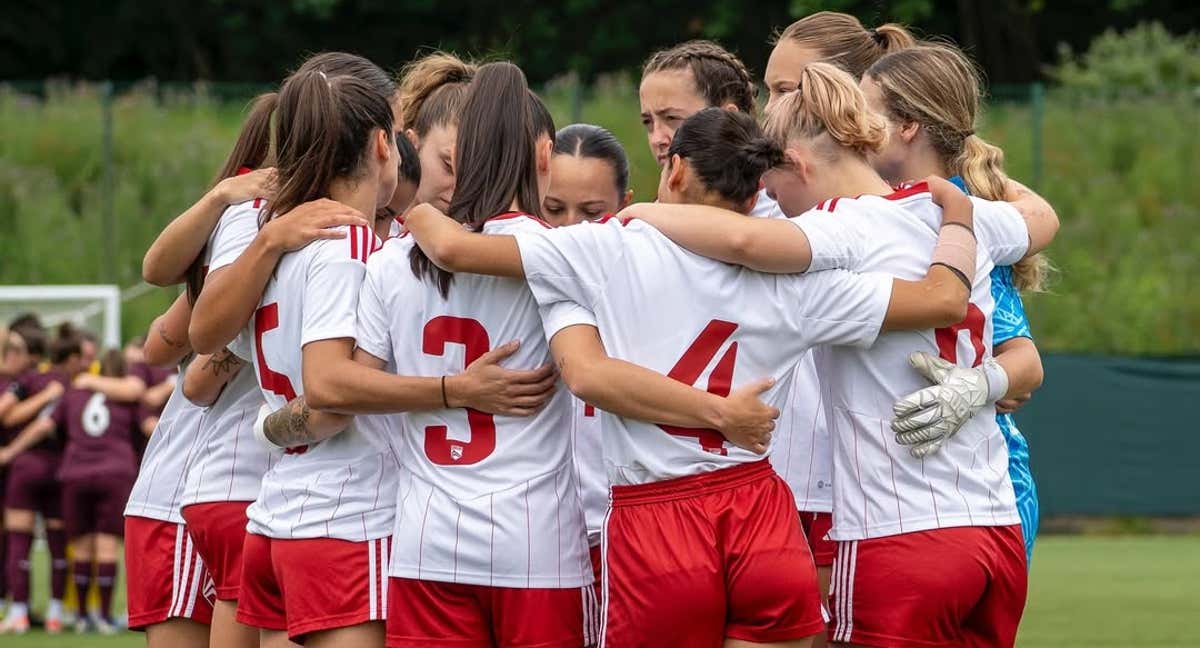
[774,11,915,79]
[397,52,478,135]
[762,62,888,160]
[867,44,1051,291]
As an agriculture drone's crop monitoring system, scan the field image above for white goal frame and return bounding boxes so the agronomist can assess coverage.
[0,284,121,348]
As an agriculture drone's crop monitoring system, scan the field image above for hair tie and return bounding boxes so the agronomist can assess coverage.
[870,28,884,44]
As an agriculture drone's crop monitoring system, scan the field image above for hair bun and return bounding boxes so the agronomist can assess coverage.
[738,138,783,172]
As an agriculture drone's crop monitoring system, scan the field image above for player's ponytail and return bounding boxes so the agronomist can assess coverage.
[867,44,1052,291]
[268,61,394,223]
[764,62,888,159]
[773,12,915,80]
[668,107,780,207]
[212,92,278,185]
[409,61,546,298]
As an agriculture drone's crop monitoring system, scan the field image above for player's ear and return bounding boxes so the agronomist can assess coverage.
[667,154,687,192]
[620,189,634,210]
[899,120,921,145]
[783,147,810,183]
[405,128,420,150]
[536,136,553,175]
[374,129,391,163]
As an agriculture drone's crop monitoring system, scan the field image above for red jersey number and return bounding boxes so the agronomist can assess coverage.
[422,316,497,465]
[254,303,307,454]
[657,319,738,455]
[935,303,986,367]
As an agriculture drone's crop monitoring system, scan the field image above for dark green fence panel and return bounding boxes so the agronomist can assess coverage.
[1017,354,1200,515]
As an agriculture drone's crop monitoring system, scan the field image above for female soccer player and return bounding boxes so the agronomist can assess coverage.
[629,63,1059,648]
[0,326,80,634]
[11,349,143,634]
[396,52,477,214]
[863,43,1052,563]
[403,102,986,647]
[543,124,633,226]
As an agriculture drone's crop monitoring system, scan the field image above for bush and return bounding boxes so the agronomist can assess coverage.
[1051,22,1200,96]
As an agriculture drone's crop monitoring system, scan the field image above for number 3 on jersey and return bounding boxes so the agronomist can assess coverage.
[422,316,496,465]
[254,303,306,454]
[658,319,738,455]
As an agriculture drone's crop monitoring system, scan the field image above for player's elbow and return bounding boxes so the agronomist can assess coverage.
[302,376,346,412]
[931,290,969,328]
[182,372,219,408]
[141,251,175,287]
[187,318,223,357]
[422,235,466,273]
[560,359,604,404]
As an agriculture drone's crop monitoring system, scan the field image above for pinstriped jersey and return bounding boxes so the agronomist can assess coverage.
[357,215,592,589]
[772,350,833,512]
[793,185,1028,540]
[244,225,400,541]
[125,367,205,523]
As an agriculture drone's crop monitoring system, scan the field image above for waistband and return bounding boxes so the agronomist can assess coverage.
[611,459,775,506]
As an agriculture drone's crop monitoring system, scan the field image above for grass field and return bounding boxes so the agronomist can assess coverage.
[6,535,1199,646]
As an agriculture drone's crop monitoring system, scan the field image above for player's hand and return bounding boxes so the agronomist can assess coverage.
[214,167,276,204]
[0,446,13,466]
[996,392,1032,415]
[892,352,1008,458]
[72,373,95,390]
[716,377,779,455]
[43,380,65,401]
[924,175,973,229]
[448,340,557,417]
[261,199,371,253]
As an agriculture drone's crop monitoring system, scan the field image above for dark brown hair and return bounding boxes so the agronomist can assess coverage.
[643,40,757,115]
[267,67,395,225]
[774,11,915,80]
[48,323,83,366]
[100,348,127,378]
[398,52,477,136]
[555,123,630,199]
[410,62,547,297]
[669,108,781,206]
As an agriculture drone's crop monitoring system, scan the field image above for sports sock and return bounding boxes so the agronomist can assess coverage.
[46,527,68,601]
[0,528,8,597]
[5,601,28,621]
[4,531,31,604]
[72,561,93,612]
[46,597,64,620]
[96,562,117,619]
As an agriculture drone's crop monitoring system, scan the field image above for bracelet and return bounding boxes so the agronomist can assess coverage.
[931,262,972,290]
[441,376,450,408]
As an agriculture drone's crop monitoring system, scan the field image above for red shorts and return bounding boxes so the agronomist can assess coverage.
[829,525,1027,648]
[586,545,603,647]
[602,460,825,647]
[237,533,391,641]
[181,501,251,601]
[386,577,586,648]
[799,511,836,567]
[123,516,214,630]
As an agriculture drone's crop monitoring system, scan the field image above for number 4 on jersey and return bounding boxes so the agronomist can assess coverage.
[658,319,739,455]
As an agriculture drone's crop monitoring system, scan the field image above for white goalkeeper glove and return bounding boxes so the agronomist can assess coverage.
[891,352,1009,458]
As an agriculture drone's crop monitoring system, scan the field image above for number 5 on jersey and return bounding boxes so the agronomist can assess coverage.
[254,303,307,454]
[422,316,497,465]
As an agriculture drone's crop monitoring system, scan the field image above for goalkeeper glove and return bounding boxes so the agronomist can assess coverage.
[891,351,1009,458]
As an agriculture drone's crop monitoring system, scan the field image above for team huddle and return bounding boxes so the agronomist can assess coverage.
[0,10,1059,648]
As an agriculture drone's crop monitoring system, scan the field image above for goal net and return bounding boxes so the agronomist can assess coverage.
[0,284,122,349]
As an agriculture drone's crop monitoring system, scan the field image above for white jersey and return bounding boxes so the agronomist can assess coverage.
[357,216,592,589]
[181,200,278,507]
[792,184,1029,540]
[125,363,204,523]
[746,190,836,512]
[514,217,894,486]
[572,397,606,547]
[245,225,399,542]
[771,350,833,512]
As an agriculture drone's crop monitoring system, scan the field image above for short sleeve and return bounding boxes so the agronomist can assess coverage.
[208,202,262,272]
[778,269,894,349]
[538,301,598,343]
[355,255,394,363]
[970,197,1029,267]
[787,209,867,272]
[514,219,625,310]
[228,331,253,363]
[990,265,1034,345]
[300,234,369,347]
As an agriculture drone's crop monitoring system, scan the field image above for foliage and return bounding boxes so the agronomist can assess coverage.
[0,80,1197,354]
[1051,22,1200,94]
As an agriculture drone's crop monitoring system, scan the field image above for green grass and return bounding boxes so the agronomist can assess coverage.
[5,535,1199,646]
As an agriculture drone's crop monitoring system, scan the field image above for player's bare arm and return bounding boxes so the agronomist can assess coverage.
[405,203,527,277]
[143,292,192,367]
[550,324,778,454]
[189,198,369,355]
[0,415,55,465]
[993,337,1043,413]
[73,372,148,402]
[182,348,245,407]
[0,391,17,422]
[260,396,350,448]
[302,339,555,417]
[1004,178,1059,255]
[142,167,276,285]
[1,380,63,429]
[623,201,819,273]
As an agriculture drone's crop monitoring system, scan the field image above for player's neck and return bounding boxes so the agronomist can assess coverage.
[328,179,379,226]
[821,158,892,200]
[899,147,951,185]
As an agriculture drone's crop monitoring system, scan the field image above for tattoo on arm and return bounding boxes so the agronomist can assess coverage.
[263,397,314,448]
[157,322,184,349]
[202,349,242,377]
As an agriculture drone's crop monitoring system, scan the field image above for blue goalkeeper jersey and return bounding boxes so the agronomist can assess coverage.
[950,176,1039,564]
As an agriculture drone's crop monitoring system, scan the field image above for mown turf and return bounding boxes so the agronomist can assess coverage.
[5,535,1198,646]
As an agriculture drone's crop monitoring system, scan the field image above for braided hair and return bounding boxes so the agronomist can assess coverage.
[643,40,757,115]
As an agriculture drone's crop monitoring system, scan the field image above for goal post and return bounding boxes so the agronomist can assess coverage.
[0,284,122,349]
